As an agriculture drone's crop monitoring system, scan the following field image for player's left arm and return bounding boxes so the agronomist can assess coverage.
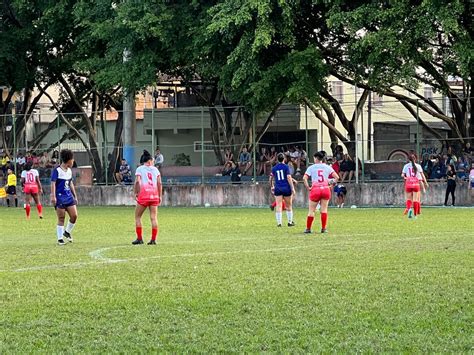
[134,175,141,198]
[35,176,43,194]
[157,175,162,202]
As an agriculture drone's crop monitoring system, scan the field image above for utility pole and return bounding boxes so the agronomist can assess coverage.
[123,49,136,171]
[367,91,372,161]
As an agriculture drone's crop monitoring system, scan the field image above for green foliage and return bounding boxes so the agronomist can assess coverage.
[173,152,191,166]
[0,207,472,352]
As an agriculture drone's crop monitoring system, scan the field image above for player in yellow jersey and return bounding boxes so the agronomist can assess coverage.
[5,168,18,207]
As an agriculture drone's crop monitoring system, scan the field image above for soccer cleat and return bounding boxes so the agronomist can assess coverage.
[270,205,275,211]
[132,239,144,245]
[63,231,73,243]
[288,222,295,227]
[277,224,282,227]
[57,239,66,246]
[407,208,413,219]
[321,228,328,234]
[147,240,156,245]
[39,215,43,219]
[303,229,312,234]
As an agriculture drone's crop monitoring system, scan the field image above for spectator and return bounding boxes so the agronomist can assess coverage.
[31,152,40,168]
[431,156,446,181]
[462,142,473,156]
[1,153,11,175]
[39,152,49,168]
[469,163,474,194]
[340,154,356,183]
[444,164,456,206]
[228,161,241,184]
[16,153,26,172]
[288,146,302,175]
[334,182,347,208]
[154,148,164,169]
[222,161,233,175]
[223,147,234,164]
[115,159,132,185]
[25,151,33,165]
[334,145,344,164]
[266,146,277,167]
[421,154,433,179]
[446,146,457,165]
[51,150,59,165]
[455,154,469,180]
[297,146,308,168]
[238,147,252,175]
[257,147,269,175]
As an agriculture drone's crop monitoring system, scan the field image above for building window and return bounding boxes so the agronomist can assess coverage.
[331,81,344,103]
[424,86,433,100]
[372,93,383,106]
[194,141,217,152]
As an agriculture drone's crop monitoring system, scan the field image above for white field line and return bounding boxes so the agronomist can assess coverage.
[0,235,437,273]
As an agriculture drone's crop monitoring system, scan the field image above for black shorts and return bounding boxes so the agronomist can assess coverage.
[6,186,16,195]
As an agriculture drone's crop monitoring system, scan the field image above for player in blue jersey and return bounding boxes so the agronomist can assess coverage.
[269,153,296,227]
[50,149,78,245]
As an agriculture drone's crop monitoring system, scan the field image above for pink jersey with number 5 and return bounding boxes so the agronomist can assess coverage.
[135,165,161,201]
[305,163,335,187]
[21,169,39,188]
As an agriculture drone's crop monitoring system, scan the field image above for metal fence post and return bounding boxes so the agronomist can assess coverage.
[252,112,256,182]
[201,107,204,185]
[416,99,420,157]
[305,103,309,166]
[57,113,61,152]
[104,109,108,186]
[13,113,17,176]
[151,101,155,155]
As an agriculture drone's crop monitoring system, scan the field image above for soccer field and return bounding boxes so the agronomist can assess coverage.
[0,206,472,352]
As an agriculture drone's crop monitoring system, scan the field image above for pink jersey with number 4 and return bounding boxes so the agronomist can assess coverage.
[402,163,423,187]
[305,163,336,187]
[21,169,39,188]
[136,164,161,201]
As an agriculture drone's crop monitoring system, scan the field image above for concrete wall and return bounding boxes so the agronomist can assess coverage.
[7,182,472,207]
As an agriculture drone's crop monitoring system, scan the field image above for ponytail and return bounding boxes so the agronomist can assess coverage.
[409,154,418,173]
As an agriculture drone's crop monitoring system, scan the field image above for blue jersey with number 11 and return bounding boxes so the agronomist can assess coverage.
[272,163,290,189]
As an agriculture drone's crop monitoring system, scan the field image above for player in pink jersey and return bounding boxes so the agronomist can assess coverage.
[132,150,163,245]
[20,162,43,219]
[401,153,428,219]
[303,151,340,234]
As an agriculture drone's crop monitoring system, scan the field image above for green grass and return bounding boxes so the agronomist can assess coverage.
[0,206,472,353]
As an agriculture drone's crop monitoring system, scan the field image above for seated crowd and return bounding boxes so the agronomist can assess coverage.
[421,143,474,181]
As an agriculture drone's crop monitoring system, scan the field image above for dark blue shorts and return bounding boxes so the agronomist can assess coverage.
[274,187,292,197]
[56,198,76,210]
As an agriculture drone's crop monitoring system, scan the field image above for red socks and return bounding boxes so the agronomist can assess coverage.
[151,228,158,241]
[25,204,31,218]
[135,226,143,241]
[406,200,412,210]
[37,204,43,216]
[321,213,328,229]
[413,202,420,216]
[306,216,314,230]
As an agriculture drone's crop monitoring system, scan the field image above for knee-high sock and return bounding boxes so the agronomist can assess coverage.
[25,204,31,218]
[406,200,412,210]
[413,202,420,216]
[321,213,328,229]
[151,227,158,241]
[286,210,293,223]
[306,216,314,230]
[136,226,143,240]
[37,204,43,216]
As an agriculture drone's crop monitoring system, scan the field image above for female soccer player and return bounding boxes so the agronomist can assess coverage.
[51,149,78,245]
[132,150,162,245]
[303,151,340,234]
[401,153,428,218]
[21,162,43,219]
[269,153,296,227]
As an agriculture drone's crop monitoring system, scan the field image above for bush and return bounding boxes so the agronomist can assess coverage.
[173,153,191,166]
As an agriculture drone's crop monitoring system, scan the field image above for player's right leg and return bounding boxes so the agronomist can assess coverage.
[304,199,319,234]
[24,194,32,219]
[283,195,294,226]
[32,193,43,219]
[132,204,147,244]
[319,199,330,233]
[56,208,66,245]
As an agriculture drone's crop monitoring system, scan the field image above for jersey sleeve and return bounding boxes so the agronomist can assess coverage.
[21,170,26,179]
[284,165,291,177]
[51,168,58,182]
[401,164,408,175]
[135,166,142,176]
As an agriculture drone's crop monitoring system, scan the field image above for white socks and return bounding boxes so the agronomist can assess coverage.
[275,212,282,225]
[65,222,75,234]
[286,210,293,223]
[57,225,64,240]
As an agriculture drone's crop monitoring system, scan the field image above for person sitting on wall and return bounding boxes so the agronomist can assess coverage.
[115,159,132,185]
[238,147,252,175]
[154,148,164,170]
